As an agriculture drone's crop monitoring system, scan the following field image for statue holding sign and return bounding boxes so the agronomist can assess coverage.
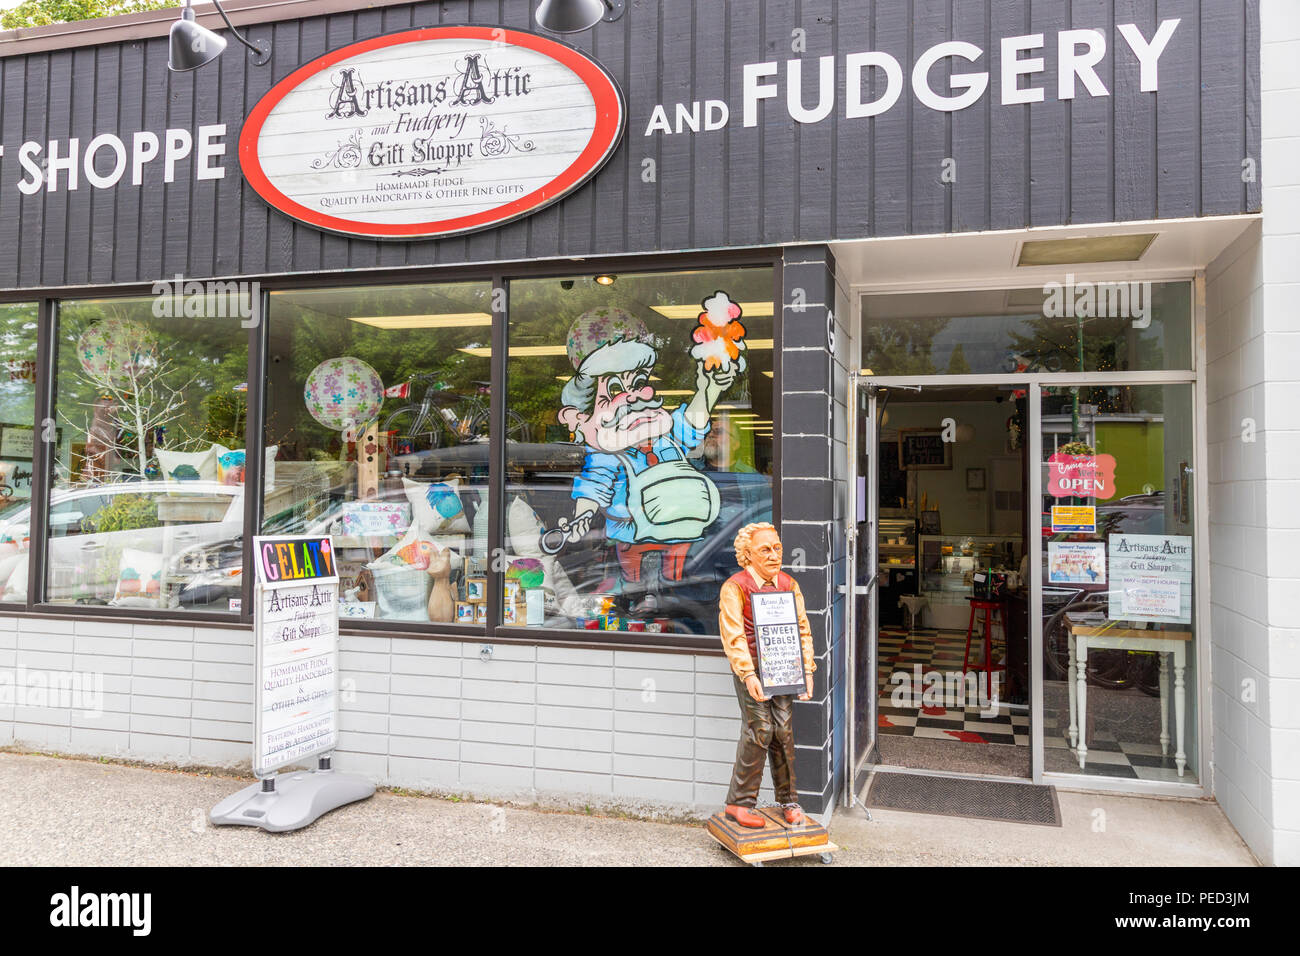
[716,522,815,829]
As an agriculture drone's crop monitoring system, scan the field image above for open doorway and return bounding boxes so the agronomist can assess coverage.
[872,383,1031,778]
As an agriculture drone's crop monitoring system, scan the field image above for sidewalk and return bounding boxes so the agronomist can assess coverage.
[0,753,1257,866]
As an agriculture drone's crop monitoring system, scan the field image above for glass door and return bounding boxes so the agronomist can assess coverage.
[846,380,878,800]
[1038,383,1200,784]
[861,381,1033,781]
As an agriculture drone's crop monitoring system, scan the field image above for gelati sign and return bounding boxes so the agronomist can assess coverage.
[239,26,626,239]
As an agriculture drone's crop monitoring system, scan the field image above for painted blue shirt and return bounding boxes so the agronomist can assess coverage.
[571,404,711,543]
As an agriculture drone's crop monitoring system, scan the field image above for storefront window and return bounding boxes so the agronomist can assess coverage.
[0,303,41,603]
[861,282,1192,376]
[1040,383,1198,783]
[41,296,251,610]
[503,266,775,635]
[264,282,493,626]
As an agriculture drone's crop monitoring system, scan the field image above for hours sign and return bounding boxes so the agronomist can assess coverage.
[239,26,626,239]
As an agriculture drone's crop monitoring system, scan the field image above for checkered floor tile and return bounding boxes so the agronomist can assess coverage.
[875,625,1188,780]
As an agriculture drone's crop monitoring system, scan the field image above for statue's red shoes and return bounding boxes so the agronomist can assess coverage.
[724,804,767,828]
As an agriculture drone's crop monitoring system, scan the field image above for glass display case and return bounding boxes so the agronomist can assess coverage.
[919,534,1023,630]
[877,511,916,627]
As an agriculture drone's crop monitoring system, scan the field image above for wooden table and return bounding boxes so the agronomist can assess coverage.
[1065,614,1192,776]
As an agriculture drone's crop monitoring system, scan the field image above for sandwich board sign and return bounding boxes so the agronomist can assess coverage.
[209,535,374,832]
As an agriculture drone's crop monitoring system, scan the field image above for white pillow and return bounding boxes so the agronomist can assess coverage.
[110,548,165,608]
[157,447,217,487]
[2,553,27,601]
[402,477,471,535]
[507,495,545,557]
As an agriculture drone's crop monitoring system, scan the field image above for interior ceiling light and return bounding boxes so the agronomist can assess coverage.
[168,0,271,72]
[536,0,625,34]
[350,313,492,329]
[1016,233,1157,267]
[651,301,775,319]
[594,273,617,286]
[459,346,568,358]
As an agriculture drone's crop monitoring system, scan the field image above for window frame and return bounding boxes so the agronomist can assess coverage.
[3,249,782,654]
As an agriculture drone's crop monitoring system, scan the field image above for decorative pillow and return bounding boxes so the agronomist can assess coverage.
[157,447,217,488]
[209,445,278,487]
[372,522,437,570]
[403,477,471,535]
[110,548,165,608]
[216,448,246,485]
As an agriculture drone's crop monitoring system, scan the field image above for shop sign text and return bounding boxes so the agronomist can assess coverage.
[646,20,1181,135]
[239,26,625,239]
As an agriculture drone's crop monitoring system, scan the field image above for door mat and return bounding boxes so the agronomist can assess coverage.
[863,771,1061,827]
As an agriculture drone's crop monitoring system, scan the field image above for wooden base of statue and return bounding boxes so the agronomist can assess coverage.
[706,807,837,866]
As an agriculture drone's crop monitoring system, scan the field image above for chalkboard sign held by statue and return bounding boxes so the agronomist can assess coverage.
[705,522,837,865]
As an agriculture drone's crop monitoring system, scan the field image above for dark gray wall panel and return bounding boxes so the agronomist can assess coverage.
[0,0,1262,290]
[990,0,1031,231]
[951,0,989,233]
[1155,0,1200,220]
[1114,0,1158,223]
[1030,0,1069,228]
[1069,0,1116,225]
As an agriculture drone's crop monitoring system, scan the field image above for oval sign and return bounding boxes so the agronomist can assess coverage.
[239,26,625,240]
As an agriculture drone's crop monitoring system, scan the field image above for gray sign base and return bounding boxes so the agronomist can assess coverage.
[210,768,375,833]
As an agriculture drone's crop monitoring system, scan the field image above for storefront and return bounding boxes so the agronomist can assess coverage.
[0,0,1292,862]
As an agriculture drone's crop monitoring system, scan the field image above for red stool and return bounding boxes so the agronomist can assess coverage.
[963,598,1008,698]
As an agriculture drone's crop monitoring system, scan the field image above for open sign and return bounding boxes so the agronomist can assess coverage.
[1047,453,1117,499]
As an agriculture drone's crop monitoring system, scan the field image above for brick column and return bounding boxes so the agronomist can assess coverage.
[780,245,850,815]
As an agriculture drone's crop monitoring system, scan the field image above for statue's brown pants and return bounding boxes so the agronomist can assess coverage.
[725,674,797,807]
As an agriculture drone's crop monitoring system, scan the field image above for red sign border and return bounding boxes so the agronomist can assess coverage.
[238,26,626,240]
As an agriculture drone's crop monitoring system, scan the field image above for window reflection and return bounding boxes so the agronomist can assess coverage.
[40,297,250,610]
[264,283,493,625]
[0,303,41,602]
[861,282,1192,376]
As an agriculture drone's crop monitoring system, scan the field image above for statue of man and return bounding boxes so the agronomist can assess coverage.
[717,522,815,828]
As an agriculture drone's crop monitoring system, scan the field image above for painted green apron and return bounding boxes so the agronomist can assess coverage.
[616,440,721,542]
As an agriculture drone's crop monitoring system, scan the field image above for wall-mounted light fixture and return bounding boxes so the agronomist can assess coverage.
[535,0,625,34]
[169,0,272,72]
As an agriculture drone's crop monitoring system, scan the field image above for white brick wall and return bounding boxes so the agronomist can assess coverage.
[1203,0,1300,867]
[0,615,777,818]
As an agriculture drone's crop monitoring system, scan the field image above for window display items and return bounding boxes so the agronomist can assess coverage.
[551,297,744,585]
[302,356,385,434]
[426,545,455,623]
[716,522,815,829]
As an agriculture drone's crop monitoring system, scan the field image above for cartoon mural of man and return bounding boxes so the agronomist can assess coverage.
[556,295,748,587]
